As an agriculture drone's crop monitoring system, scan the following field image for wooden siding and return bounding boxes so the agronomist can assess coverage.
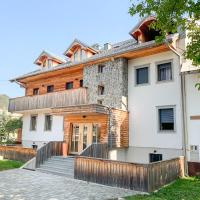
[0,146,36,162]
[9,88,88,112]
[74,156,185,192]
[110,109,129,148]
[26,69,83,96]
[64,114,109,153]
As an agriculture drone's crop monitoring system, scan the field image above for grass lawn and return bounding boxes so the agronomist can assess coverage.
[125,177,200,200]
[0,160,24,171]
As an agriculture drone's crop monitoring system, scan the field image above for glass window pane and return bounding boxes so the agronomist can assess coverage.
[136,67,149,84]
[157,62,172,81]
[45,115,52,131]
[159,108,174,131]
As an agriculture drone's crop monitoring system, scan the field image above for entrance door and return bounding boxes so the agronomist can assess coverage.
[70,123,100,154]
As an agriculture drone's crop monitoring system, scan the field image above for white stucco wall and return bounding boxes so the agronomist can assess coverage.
[185,73,200,161]
[22,111,64,148]
[128,51,183,151]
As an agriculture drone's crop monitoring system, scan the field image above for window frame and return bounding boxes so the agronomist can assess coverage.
[30,115,37,131]
[98,64,105,73]
[98,85,105,95]
[47,85,54,93]
[66,81,74,90]
[44,114,53,131]
[135,64,150,86]
[157,105,176,134]
[33,88,39,95]
[79,80,83,88]
[156,59,174,83]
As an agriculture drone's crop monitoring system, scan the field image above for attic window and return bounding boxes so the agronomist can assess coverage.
[131,17,161,43]
[74,50,79,62]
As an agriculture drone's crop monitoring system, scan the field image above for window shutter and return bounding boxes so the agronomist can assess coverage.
[160,108,174,123]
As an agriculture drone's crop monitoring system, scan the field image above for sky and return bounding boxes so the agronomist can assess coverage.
[0,0,139,98]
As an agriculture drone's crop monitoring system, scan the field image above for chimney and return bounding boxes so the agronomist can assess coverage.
[104,43,112,50]
[91,43,100,50]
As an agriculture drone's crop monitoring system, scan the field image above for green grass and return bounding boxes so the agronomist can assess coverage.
[125,177,200,200]
[0,160,24,171]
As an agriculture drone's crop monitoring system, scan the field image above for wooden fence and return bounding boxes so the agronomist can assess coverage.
[188,161,200,176]
[74,156,184,192]
[80,143,109,159]
[0,146,36,162]
[35,141,63,168]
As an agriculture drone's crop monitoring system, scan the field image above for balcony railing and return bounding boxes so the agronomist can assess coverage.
[9,88,88,112]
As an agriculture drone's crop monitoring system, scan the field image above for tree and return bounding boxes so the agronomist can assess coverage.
[5,118,22,141]
[129,0,200,89]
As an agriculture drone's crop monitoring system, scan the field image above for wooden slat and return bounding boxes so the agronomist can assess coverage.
[74,156,185,192]
[0,146,36,162]
[8,88,88,112]
[35,141,63,168]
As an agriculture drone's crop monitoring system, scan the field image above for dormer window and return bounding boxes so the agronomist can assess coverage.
[81,49,87,60]
[48,59,53,67]
[74,50,79,62]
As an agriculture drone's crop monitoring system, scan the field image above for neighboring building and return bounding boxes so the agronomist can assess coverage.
[9,16,200,164]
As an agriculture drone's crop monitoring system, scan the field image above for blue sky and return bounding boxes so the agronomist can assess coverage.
[0,0,138,98]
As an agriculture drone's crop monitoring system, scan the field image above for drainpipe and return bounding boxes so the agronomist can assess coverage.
[108,107,112,149]
[166,43,188,175]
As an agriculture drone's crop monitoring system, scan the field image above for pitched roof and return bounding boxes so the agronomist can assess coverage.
[10,34,176,82]
[63,38,98,56]
[129,16,156,38]
[34,50,66,65]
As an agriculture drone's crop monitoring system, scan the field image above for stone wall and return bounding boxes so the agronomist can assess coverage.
[83,58,128,110]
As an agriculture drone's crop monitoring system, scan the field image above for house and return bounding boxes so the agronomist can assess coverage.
[9,16,200,165]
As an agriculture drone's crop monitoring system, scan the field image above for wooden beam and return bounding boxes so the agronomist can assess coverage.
[190,115,200,120]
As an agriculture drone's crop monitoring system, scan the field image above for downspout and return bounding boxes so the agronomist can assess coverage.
[166,43,188,175]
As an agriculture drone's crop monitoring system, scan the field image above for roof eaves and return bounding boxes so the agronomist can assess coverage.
[11,36,174,82]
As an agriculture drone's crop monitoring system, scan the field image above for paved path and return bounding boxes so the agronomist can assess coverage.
[0,169,141,200]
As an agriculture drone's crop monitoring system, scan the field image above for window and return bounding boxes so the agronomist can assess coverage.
[66,82,73,90]
[44,115,52,131]
[80,80,83,87]
[47,85,54,93]
[136,67,149,85]
[157,62,172,82]
[98,64,105,73]
[33,88,39,95]
[98,85,104,95]
[97,100,103,105]
[92,124,100,143]
[48,59,53,67]
[80,49,87,60]
[149,153,162,163]
[30,115,37,131]
[159,108,175,131]
[74,50,79,62]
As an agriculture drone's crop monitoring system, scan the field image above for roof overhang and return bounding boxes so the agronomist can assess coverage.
[34,50,66,66]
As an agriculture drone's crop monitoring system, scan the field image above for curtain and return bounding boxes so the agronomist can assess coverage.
[158,62,172,81]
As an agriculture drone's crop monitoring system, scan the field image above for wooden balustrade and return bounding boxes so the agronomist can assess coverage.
[8,88,88,112]
[35,141,63,168]
[80,143,109,159]
[74,156,185,192]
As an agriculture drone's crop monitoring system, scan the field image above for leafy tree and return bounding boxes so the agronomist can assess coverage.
[129,0,200,89]
[0,114,22,143]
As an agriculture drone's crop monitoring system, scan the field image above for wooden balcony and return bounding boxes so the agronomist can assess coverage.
[8,88,88,112]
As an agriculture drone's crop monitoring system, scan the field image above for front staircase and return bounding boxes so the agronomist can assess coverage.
[37,156,75,179]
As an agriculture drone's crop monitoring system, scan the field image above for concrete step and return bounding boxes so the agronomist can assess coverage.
[40,165,74,173]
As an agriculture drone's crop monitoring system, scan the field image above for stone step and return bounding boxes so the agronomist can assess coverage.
[40,165,74,173]
[37,168,74,178]
[37,156,75,178]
